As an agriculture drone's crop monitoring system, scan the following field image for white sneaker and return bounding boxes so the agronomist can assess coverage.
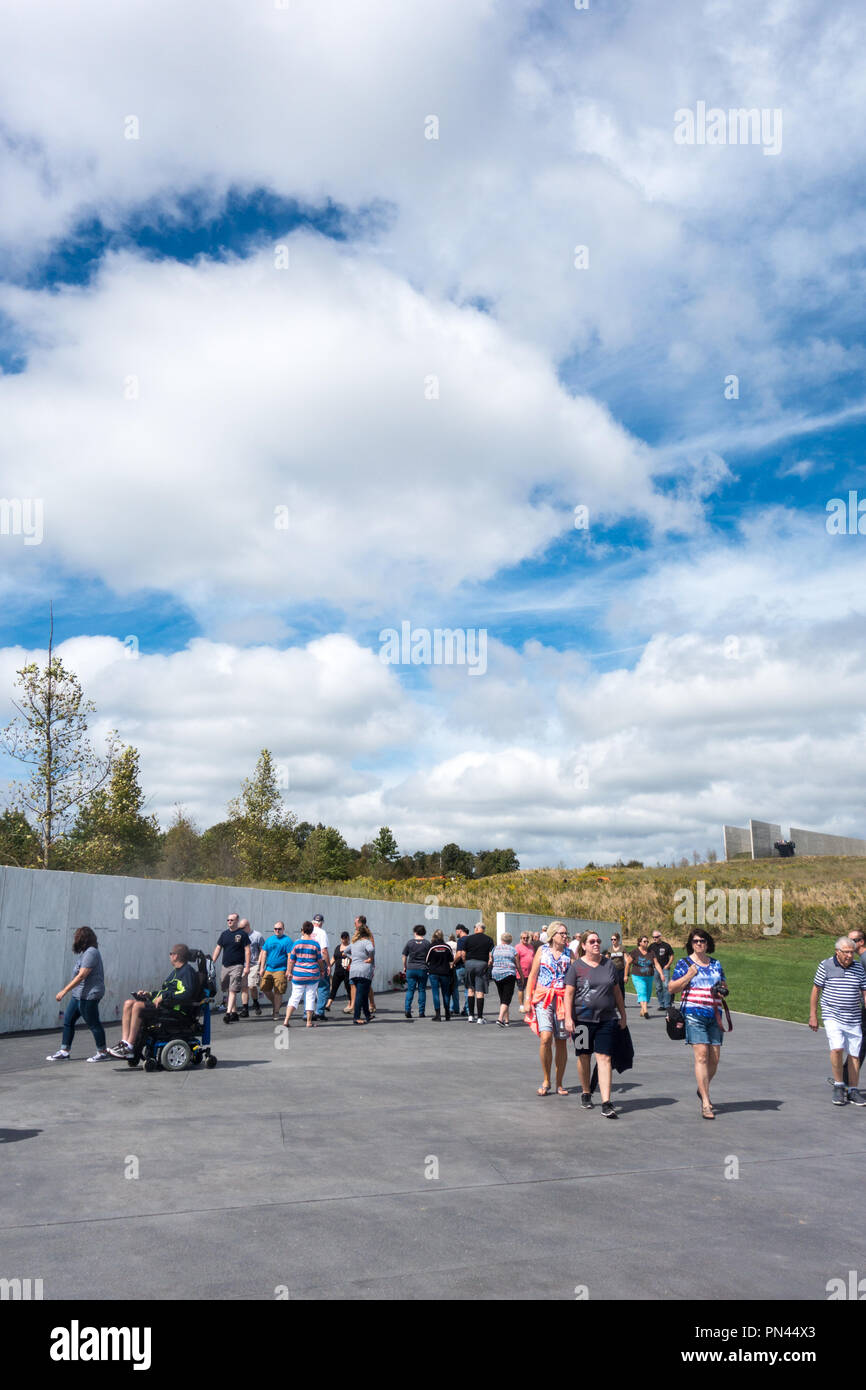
[86,1051,110,1062]
[46,1049,70,1061]
[477,1017,486,1025]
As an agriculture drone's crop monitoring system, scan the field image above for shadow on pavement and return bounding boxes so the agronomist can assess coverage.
[0,1128,42,1143]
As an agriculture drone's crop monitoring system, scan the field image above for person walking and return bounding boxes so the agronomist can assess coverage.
[402,925,429,1019]
[283,922,325,1029]
[455,922,495,1023]
[349,921,375,1024]
[524,923,573,1094]
[46,927,109,1063]
[212,912,250,1024]
[840,929,866,1089]
[515,932,536,1013]
[325,931,354,1014]
[648,929,674,1010]
[259,921,292,1019]
[310,914,332,1021]
[491,933,518,1027]
[563,930,627,1117]
[624,934,665,1019]
[238,919,265,1018]
[604,931,626,998]
[669,929,728,1119]
[453,924,469,1015]
[810,937,866,1106]
[425,930,454,1020]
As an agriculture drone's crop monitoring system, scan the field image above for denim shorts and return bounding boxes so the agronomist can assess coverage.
[535,1003,567,1039]
[685,1014,723,1046]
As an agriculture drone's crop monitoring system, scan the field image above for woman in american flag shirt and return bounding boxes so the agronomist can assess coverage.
[669,929,728,1120]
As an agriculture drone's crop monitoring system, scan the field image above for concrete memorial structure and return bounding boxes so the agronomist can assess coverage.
[724,819,866,860]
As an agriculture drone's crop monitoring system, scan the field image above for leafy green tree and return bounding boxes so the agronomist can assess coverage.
[474,848,519,877]
[199,820,242,880]
[369,825,399,864]
[440,842,475,877]
[228,749,298,881]
[299,825,352,881]
[159,805,202,880]
[1,619,118,868]
[0,808,41,867]
[67,745,160,875]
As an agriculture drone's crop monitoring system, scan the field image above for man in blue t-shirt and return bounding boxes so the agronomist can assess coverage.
[260,921,292,1019]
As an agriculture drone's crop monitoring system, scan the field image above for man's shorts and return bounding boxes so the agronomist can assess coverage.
[572,1016,619,1057]
[243,962,261,990]
[825,1018,862,1055]
[465,960,489,995]
[260,969,287,995]
[221,964,244,993]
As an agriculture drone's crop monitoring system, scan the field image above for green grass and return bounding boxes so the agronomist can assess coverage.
[625,933,837,1024]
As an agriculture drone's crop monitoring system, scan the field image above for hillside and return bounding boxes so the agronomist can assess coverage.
[280,856,866,941]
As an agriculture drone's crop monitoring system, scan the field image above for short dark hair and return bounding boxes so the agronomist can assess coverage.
[73,926,97,953]
[170,943,190,963]
[301,920,314,935]
[456,923,468,935]
[413,924,426,936]
[686,928,715,954]
[340,931,350,940]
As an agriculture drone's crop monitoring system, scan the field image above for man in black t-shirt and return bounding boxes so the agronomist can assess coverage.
[649,930,674,1009]
[455,922,495,1023]
[212,911,251,1024]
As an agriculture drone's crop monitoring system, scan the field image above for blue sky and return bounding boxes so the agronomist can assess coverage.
[1,0,865,865]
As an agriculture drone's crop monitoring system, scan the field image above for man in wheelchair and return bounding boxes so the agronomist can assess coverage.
[108,944,199,1059]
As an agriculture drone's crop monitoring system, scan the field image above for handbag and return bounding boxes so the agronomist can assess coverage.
[665,983,690,1040]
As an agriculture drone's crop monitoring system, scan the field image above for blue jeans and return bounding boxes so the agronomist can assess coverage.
[455,965,467,1013]
[316,975,329,1016]
[405,969,428,1015]
[655,968,671,1009]
[428,974,453,1016]
[353,976,372,1021]
[62,995,106,1051]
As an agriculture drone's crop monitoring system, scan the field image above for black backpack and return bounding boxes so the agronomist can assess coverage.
[187,948,217,1003]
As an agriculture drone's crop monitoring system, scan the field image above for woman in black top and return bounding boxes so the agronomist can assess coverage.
[425,930,455,1021]
[325,932,353,1014]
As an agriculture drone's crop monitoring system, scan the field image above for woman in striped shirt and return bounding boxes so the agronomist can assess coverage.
[283,922,325,1029]
[669,929,727,1119]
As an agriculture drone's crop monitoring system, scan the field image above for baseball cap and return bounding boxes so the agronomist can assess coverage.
[313,913,324,922]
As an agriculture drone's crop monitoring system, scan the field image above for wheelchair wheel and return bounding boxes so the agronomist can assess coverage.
[144,1058,158,1072]
[205,1055,218,1068]
[160,1038,192,1071]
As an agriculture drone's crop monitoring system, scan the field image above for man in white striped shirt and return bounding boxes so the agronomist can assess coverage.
[810,937,866,1106]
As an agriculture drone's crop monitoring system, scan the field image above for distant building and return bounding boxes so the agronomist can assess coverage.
[724,818,866,861]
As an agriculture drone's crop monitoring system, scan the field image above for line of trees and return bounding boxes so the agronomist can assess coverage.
[0,638,518,885]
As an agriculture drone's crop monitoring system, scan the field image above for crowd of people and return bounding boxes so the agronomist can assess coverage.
[43,912,866,1116]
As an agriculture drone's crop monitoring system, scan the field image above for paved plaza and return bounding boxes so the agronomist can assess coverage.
[1,997,862,1302]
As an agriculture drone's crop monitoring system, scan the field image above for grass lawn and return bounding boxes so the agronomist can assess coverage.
[625,934,840,1024]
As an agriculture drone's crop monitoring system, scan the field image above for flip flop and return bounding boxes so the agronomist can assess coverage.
[537,1084,551,1096]
[557,1087,569,1096]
